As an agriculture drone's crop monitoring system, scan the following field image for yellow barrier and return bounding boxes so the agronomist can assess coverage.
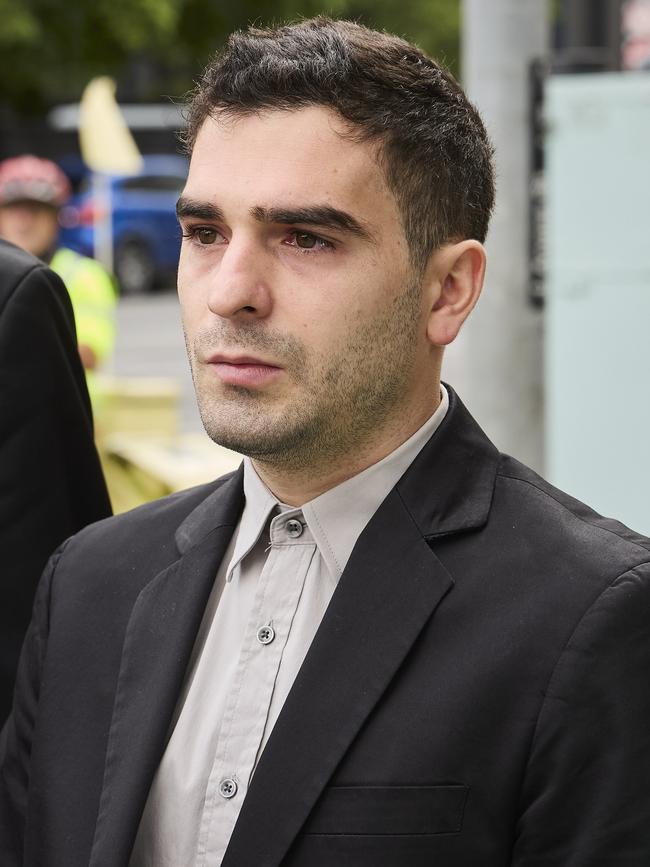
[94,377,241,514]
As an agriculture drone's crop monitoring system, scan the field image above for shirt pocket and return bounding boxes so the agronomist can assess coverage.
[302,784,469,836]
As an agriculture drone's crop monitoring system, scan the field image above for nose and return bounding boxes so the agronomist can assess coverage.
[207,236,272,320]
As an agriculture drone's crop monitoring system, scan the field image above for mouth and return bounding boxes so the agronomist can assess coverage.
[205,353,284,388]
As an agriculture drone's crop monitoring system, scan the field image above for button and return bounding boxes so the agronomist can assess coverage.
[257,625,275,645]
[219,778,238,799]
[286,519,304,538]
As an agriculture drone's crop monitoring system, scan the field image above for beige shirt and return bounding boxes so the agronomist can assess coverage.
[130,386,449,866]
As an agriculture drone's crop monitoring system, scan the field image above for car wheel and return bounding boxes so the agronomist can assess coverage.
[114,239,156,295]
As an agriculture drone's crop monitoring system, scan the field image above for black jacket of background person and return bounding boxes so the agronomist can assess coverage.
[1,387,650,866]
[0,239,111,722]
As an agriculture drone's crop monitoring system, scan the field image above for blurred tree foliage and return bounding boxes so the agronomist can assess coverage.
[1,0,459,114]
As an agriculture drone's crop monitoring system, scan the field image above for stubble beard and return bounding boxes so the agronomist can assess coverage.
[187,281,423,474]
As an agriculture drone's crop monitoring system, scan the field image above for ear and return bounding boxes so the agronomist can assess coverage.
[424,240,486,347]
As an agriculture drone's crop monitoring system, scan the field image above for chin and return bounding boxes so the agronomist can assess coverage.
[200,412,274,457]
[200,414,309,464]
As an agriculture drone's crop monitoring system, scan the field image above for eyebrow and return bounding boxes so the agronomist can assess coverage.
[251,205,373,242]
[176,197,224,222]
[176,196,374,243]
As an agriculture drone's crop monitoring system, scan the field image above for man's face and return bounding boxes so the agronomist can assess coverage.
[177,107,439,470]
[0,201,59,257]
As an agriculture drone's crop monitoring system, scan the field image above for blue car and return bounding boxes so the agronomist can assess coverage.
[58,154,188,294]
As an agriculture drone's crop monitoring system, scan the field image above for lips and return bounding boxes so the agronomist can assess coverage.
[205,353,283,388]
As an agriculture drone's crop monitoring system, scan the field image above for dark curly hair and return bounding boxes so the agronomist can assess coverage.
[184,17,495,269]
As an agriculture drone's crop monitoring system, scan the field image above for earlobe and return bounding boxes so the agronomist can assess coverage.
[425,240,486,347]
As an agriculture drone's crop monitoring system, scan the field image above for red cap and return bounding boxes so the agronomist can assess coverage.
[0,155,71,208]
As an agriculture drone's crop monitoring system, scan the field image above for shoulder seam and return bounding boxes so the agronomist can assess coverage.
[497,468,650,555]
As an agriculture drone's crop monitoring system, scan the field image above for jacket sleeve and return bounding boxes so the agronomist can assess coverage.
[0,258,111,721]
[512,560,650,865]
[0,546,61,864]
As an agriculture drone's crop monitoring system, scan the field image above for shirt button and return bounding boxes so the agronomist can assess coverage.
[286,519,304,538]
[257,625,275,645]
[219,778,238,799]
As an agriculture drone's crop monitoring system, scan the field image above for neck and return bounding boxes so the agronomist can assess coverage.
[252,388,442,507]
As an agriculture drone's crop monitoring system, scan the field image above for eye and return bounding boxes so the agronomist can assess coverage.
[286,230,334,253]
[295,231,319,249]
[182,226,221,245]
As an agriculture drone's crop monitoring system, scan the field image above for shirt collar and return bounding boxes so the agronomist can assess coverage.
[302,385,449,581]
[225,461,278,582]
[234,385,449,583]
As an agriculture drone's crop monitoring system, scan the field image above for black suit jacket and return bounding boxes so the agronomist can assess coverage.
[0,240,111,722]
[1,387,649,865]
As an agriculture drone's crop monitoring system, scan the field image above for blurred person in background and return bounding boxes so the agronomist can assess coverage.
[0,238,112,724]
[0,156,117,397]
[1,18,650,867]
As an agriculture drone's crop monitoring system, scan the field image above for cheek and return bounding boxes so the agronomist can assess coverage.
[0,215,24,238]
[177,243,198,281]
[176,277,205,340]
[37,215,57,236]
[304,307,361,364]
[177,245,211,299]
[177,241,218,279]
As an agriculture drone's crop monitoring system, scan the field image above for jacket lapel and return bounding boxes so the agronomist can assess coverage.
[90,387,498,867]
[89,468,244,867]
[222,487,453,867]
[222,387,499,867]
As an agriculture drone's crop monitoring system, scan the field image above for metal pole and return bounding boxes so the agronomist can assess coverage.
[92,172,114,275]
[444,0,548,472]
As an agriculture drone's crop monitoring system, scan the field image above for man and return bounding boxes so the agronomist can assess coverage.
[0,239,112,723]
[0,155,116,383]
[2,18,650,866]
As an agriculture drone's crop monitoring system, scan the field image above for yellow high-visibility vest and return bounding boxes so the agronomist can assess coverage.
[50,246,116,367]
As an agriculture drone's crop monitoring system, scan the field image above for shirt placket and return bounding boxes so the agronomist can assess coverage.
[197,514,316,865]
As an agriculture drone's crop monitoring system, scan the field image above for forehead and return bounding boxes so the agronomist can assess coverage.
[185,106,397,221]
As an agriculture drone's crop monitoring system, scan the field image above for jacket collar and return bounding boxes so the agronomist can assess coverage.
[175,463,244,553]
[397,384,499,538]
